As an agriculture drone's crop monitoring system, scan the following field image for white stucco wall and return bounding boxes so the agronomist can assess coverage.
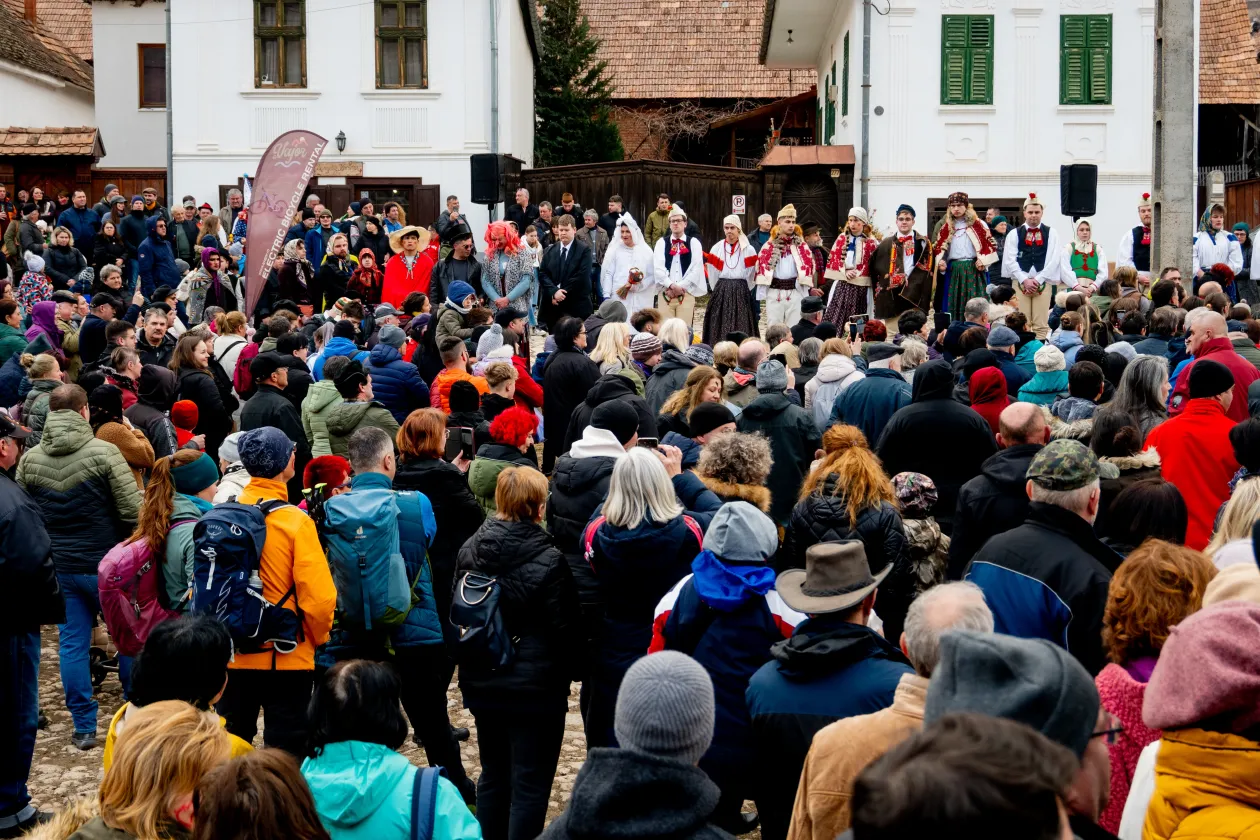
[169,0,535,231]
[0,62,93,127]
[800,0,1156,254]
[92,1,166,169]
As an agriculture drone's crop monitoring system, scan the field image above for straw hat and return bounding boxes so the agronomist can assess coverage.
[388,224,431,254]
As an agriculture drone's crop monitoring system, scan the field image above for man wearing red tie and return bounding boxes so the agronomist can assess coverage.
[652,205,707,329]
[1116,192,1154,289]
[870,204,934,334]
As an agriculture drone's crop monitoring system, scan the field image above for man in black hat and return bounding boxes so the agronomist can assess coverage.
[870,204,935,334]
[745,540,912,840]
[829,342,912,445]
[802,223,831,294]
[241,353,311,504]
[429,221,481,309]
[792,295,825,346]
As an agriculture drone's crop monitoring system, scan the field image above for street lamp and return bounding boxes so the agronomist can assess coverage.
[335,131,346,153]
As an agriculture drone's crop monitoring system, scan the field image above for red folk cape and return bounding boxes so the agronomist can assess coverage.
[824,233,880,284]
[755,232,816,287]
[931,216,999,268]
[382,237,440,307]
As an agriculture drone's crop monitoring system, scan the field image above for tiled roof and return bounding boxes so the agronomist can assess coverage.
[0,0,93,90]
[1201,0,1260,104]
[0,126,102,157]
[1,0,94,61]
[583,0,814,100]
[760,144,854,167]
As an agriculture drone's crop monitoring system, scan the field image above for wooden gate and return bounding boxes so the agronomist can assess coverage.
[522,159,767,244]
[1226,178,1260,231]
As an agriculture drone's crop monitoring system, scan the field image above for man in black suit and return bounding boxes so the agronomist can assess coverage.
[504,187,539,233]
[539,214,594,330]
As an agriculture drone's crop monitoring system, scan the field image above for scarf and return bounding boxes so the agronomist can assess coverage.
[444,298,470,316]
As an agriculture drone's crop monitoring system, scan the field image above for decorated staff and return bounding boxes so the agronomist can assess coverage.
[870,203,934,332]
[931,191,999,319]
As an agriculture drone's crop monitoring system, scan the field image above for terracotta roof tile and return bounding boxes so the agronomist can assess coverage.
[1,0,93,61]
[582,0,814,100]
[0,126,102,156]
[1201,0,1260,104]
[0,0,93,89]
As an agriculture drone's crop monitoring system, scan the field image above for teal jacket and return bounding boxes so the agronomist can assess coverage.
[301,741,481,840]
[1013,339,1044,378]
[0,323,26,365]
[1017,369,1069,407]
[161,493,213,609]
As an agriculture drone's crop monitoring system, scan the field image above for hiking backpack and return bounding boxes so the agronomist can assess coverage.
[98,521,194,657]
[410,766,447,840]
[322,487,413,631]
[191,500,301,655]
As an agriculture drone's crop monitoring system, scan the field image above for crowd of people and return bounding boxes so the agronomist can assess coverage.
[2,180,1260,840]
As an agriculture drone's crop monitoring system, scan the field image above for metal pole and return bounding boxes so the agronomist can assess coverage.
[860,0,871,208]
[1152,0,1196,291]
[488,0,500,221]
[165,1,173,197]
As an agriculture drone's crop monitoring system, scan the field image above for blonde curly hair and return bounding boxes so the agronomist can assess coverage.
[697,431,773,487]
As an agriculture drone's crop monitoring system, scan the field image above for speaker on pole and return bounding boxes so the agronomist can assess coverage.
[470,153,523,205]
[1060,164,1098,219]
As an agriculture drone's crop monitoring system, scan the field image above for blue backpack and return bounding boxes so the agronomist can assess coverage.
[322,487,413,631]
[191,500,301,655]
[410,766,447,840]
[450,571,516,671]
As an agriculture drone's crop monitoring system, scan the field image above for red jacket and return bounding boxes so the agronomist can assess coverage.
[1145,398,1239,550]
[1169,337,1259,422]
[511,353,542,410]
[382,238,439,307]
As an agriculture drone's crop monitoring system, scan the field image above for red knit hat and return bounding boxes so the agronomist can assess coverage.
[171,400,198,430]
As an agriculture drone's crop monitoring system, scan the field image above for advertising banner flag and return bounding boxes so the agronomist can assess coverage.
[243,130,327,317]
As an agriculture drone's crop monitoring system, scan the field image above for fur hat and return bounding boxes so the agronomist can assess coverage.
[777,204,797,221]
[1138,192,1153,210]
[847,207,870,225]
[1023,192,1043,211]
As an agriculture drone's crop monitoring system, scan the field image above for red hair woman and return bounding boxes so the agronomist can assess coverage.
[478,221,534,316]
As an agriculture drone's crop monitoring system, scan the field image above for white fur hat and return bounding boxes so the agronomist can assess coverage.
[847,207,869,225]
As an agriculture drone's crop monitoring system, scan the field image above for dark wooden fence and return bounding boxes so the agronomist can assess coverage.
[522,159,769,244]
[1226,178,1260,231]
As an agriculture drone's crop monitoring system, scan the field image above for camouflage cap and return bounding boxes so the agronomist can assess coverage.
[1025,439,1101,491]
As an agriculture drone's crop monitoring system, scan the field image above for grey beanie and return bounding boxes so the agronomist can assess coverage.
[597,298,628,322]
[685,343,715,367]
[924,630,1100,759]
[477,323,505,359]
[755,358,788,393]
[378,324,406,349]
[174,258,190,275]
[703,501,778,563]
[219,431,242,465]
[614,651,715,765]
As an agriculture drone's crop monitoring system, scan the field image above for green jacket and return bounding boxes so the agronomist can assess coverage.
[161,493,213,609]
[326,400,400,457]
[1233,335,1260,371]
[0,322,26,365]
[22,378,59,446]
[467,456,511,516]
[435,304,473,346]
[302,379,342,457]
[17,410,143,575]
[644,209,671,248]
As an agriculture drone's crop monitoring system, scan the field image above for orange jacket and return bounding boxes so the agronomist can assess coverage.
[431,368,489,413]
[231,476,336,671]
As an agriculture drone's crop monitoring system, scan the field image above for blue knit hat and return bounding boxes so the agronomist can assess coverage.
[447,281,476,306]
[238,427,295,478]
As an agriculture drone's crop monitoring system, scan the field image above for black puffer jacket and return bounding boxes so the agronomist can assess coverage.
[175,364,235,463]
[562,374,658,455]
[784,474,914,641]
[546,454,617,608]
[393,456,484,624]
[454,517,581,707]
[946,444,1042,580]
[645,348,697,416]
[44,244,87,291]
[542,346,600,473]
[124,364,180,459]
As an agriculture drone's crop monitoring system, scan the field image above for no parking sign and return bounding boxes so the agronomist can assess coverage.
[732,195,746,214]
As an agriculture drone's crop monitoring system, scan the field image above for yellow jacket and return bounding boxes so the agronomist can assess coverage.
[103,702,252,770]
[231,476,336,671]
[1144,728,1260,840]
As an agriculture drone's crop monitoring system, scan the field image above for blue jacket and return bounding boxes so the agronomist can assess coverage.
[828,367,912,446]
[995,353,1032,396]
[655,551,805,788]
[301,741,480,840]
[305,224,339,269]
[1052,330,1084,367]
[660,431,701,468]
[137,215,180,298]
[367,343,431,424]
[58,206,100,255]
[1017,370,1069,406]
[312,336,370,381]
[745,616,912,840]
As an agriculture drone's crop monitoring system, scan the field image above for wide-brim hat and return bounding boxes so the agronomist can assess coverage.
[776,540,890,614]
[388,224,431,254]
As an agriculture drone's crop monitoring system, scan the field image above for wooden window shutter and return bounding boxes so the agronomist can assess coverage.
[966,16,993,104]
[941,16,968,104]
[842,32,850,118]
[1087,15,1111,104]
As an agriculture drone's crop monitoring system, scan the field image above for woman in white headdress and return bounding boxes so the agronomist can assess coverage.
[703,214,760,346]
[601,213,657,317]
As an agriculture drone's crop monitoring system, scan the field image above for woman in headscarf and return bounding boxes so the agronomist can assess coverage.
[345,246,382,307]
[600,214,656,317]
[1064,218,1108,295]
[186,249,238,325]
[24,300,63,357]
[477,220,534,316]
[1236,222,1260,304]
[702,214,760,346]
[276,237,314,310]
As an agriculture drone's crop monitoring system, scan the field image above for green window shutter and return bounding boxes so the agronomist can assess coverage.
[965,16,993,104]
[842,33,850,117]
[941,16,968,104]
[1061,15,1111,104]
[1087,15,1111,104]
[825,61,837,142]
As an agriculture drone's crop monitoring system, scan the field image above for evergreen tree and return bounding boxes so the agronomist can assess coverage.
[534,0,624,166]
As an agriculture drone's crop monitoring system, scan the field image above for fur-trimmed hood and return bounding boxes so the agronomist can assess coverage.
[1099,448,1161,473]
[26,797,98,840]
[698,475,772,512]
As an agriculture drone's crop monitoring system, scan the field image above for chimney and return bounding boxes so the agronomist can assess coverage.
[23,0,36,24]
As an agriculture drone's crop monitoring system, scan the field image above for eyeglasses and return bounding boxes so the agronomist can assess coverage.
[1092,711,1123,745]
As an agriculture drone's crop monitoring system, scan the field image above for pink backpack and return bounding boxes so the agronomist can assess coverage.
[98,524,193,656]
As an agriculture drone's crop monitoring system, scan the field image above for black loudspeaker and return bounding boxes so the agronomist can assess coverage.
[470,153,523,205]
[1060,164,1098,218]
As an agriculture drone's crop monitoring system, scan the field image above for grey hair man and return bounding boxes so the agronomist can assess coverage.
[790,582,994,839]
[963,296,990,327]
[219,188,245,230]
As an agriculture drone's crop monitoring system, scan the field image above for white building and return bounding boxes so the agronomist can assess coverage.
[169,0,539,231]
[761,0,1158,253]
[91,0,166,172]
